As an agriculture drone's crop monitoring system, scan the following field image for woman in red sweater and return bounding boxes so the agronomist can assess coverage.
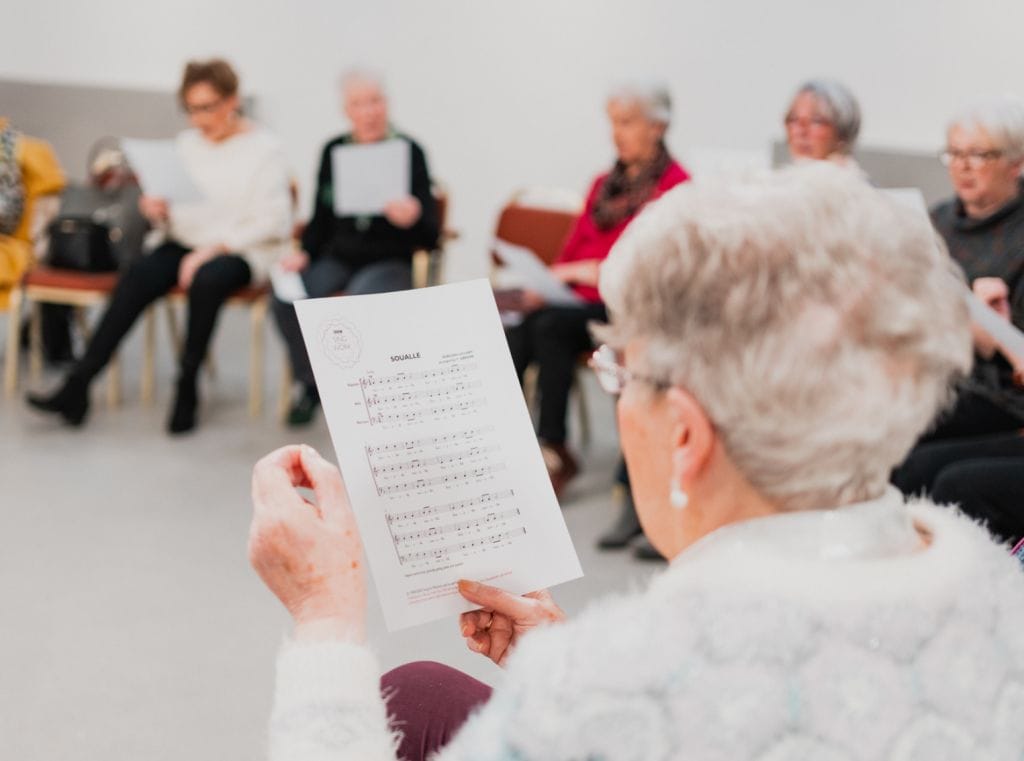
[506,84,690,496]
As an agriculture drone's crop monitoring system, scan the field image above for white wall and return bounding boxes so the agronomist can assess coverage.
[3,0,1022,280]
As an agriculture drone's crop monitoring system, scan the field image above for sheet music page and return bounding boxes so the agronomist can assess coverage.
[965,288,1024,364]
[294,279,582,630]
[492,239,583,307]
[121,138,204,204]
[331,139,411,216]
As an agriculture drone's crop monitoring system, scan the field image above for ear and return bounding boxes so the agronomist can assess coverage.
[665,386,715,490]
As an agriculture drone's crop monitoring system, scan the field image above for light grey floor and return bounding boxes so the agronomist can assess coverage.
[0,305,661,761]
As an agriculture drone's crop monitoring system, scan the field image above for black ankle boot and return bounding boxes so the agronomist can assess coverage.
[597,490,643,549]
[287,384,320,427]
[26,376,90,426]
[168,376,198,434]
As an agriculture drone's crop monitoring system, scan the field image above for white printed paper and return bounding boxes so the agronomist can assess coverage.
[269,264,308,303]
[331,139,411,216]
[121,138,204,204]
[492,239,583,307]
[294,279,582,630]
[966,289,1024,364]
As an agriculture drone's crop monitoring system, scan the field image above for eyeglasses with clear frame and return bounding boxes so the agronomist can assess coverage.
[938,149,1005,169]
[588,344,671,396]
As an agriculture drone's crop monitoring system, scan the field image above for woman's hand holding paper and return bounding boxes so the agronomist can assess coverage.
[249,444,368,643]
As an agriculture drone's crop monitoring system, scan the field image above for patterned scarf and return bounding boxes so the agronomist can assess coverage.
[590,142,671,231]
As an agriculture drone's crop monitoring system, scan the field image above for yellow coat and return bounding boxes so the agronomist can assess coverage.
[0,122,65,309]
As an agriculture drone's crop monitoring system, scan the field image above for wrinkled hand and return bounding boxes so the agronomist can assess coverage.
[139,195,169,225]
[550,260,600,288]
[383,195,422,229]
[278,249,310,273]
[457,580,565,667]
[973,277,1011,319]
[971,277,1014,360]
[177,246,224,290]
[249,445,367,642]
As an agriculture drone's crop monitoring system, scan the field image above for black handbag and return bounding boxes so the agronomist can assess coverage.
[46,216,119,272]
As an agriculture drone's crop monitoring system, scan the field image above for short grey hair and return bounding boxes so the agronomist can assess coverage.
[788,79,862,152]
[948,95,1024,161]
[597,163,971,511]
[340,67,386,98]
[608,82,671,126]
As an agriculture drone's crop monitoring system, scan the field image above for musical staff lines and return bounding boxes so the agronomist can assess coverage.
[397,528,526,565]
[358,363,478,389]
[377,463,506,496]
[365,426,495,456]
[356,361,485,430]
[391,507,521,543]
[386,489,515,524]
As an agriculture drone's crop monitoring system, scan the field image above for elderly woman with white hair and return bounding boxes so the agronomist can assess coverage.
[893,95,1024,539]
[784,78,862,168]
[247,164,1024,761]
[504,83,690,497]
[272,69,440,426]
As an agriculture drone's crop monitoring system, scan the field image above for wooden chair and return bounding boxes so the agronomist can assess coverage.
[489,193,596,446]
[3,267,126,405]
[157,284,271,418]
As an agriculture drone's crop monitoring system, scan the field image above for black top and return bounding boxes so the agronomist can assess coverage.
[301,132,439,268]
[932,181,1024,415]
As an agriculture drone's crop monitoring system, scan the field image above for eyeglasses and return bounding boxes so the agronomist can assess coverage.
[939,149,1005,168]
[784,115,833,130]
[183,97,224,116]
[588,344,670,396]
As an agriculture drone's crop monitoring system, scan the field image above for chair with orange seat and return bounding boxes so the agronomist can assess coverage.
[488,191,596,447]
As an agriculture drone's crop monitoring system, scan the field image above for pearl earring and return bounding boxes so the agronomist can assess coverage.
[669,485,689,511]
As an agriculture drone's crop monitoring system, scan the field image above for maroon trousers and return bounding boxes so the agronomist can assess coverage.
[381,661,493,761]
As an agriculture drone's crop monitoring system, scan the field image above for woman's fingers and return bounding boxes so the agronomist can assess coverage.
[459,609,492,637]
[297,445,349,526]
[457,580,538,622]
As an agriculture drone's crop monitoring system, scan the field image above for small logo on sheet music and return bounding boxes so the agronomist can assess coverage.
[390,352,420,362]
[320,318,362,368]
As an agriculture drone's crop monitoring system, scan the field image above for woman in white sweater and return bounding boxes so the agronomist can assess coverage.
[28,59,291,433]
[249,164,1024,760]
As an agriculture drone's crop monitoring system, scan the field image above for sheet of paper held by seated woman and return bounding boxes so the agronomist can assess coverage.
[294,279,582,630]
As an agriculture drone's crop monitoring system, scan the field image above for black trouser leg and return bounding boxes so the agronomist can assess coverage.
[71,242,186,384]
[532,304,606,444]
[504,317,534,384]
[921,388,1024,443]
[892,431,1024,495]
[41,304,74,359]
[932,456,1024,543]
[180,255,251,379]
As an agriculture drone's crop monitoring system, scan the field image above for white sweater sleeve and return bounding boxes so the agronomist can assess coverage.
[269,640,399,761]
[220,147,292,255]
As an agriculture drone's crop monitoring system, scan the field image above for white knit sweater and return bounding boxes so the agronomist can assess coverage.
[269,491,1024,760]
[167,127,292,283]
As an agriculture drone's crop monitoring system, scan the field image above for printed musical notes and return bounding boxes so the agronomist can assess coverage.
[294,280,582,630]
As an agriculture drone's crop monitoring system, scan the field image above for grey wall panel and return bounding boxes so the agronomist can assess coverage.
[772,140,953,208]
[0,79,256,182]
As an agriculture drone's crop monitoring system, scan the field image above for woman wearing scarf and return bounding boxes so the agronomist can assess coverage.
[506,83,690,496]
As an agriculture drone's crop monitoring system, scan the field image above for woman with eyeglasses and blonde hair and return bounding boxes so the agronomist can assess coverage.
[893,95,1024,529]
[247,164,1024,760]
[27,58,292,433]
